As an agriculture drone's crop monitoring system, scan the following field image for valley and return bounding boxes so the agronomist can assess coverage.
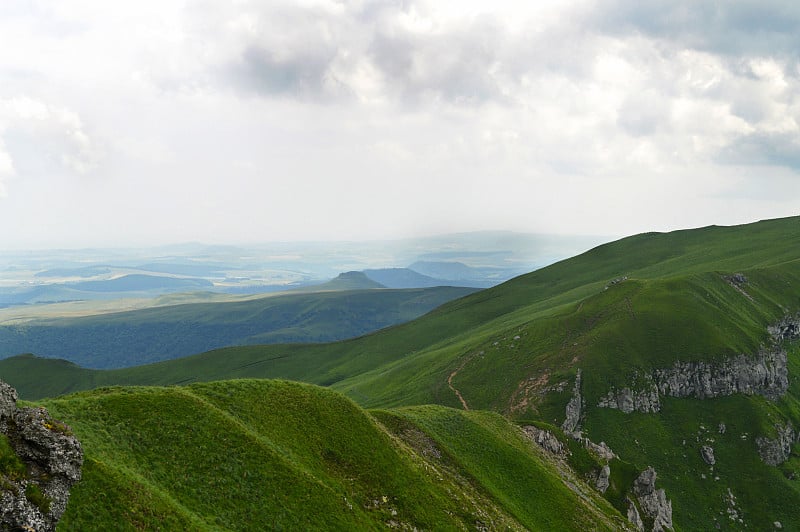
[3,216,800,530]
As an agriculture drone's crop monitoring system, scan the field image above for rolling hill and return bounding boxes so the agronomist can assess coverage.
[7,215,800,529]
[40,380,627,530]
[0,274,215,307]
[0,286,476,369]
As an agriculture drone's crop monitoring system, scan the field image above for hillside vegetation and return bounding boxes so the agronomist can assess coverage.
[7,215,800,529]
[41,380,627,530]
[0,286,475,368]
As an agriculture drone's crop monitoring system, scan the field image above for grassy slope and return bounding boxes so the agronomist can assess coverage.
[4,217,800,399]
[8,216,800,529]
[42,380,626,531]
[0,286,475,369]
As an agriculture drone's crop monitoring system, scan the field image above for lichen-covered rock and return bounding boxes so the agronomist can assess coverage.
[597,384,661,413]
[631,467,673,531]
[584,439,616,461]
[522,425,565,455]
[654,347,788,401]
[756,423,795,466]
[627,497,645,531]
[561,369,583,435]
[597,316,794,415]
[0,381,17,420]
[768,314,800,343]
[595,464,611,493]
[700,445,715,465]
[0,380,83,531]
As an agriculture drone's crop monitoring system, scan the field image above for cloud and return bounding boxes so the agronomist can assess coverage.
[1,0,799,248]
[0,96,100,182]
[720,131,800,170]
[588,0,800,57]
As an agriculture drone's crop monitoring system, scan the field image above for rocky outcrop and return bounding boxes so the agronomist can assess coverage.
[768,314,800,343]
[594,464,610,493]
[598,315,796,414]
[561,369,583,435]
[584,439,616,461]
[522,425,565,455]
[756,423,795,466]
[700,445,715,465]
[0,380,83,531]
[627,498,645,531]
[653,347,788,401]
[597,381,660,414]
[630,467,673,531]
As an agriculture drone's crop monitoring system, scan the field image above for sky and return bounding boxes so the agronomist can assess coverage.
[1,0,799,249]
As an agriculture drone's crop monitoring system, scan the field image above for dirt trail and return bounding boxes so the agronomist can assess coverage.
[448,354,476,410]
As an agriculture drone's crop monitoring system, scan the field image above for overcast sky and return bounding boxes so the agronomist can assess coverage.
[1,0,799,249]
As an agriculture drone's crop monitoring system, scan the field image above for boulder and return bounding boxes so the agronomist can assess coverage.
[522,426,565,455]
[0,381,83,531]
[631,467,673,531]
[700,445,715,466]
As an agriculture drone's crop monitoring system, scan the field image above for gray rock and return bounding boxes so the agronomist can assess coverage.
[598,383,661,413]
[522,426,565,455]
[595,464,611,493]
[756,423,795,466]
[597,316,794,415]
[725,273,748,285]
[585,439,616,461]
[627,497,645,531]
[0,381,17,420]
[561,369,583,435]
[632,467,674,531]
[768,314,800,343]
[654,347,788,402]
[701,445,716,465]
[0,381,83,531]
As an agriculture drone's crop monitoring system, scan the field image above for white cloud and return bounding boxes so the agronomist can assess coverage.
[0,96,100,181]
[0,0,799,248]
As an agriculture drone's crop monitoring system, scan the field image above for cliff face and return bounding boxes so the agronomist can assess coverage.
[598,314,797,414]
[0,381,83,531]
[654,347,788,401]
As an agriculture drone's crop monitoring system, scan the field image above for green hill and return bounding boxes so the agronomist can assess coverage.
[8,215,800,529]
[40,380,626,530]
[0,286,475,368]
[297,271,386,291]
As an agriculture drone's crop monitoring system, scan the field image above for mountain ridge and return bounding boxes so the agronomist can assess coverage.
[6,215,800,529]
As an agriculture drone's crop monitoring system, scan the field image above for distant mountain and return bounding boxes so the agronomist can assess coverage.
[362,268,446,288]
[407,261,505,286]
[408,261,476,280]
[299,271,386,291]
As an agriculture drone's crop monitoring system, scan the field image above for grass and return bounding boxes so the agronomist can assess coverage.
[41,380,625,531]
[376,406,625,530]
[6,215,800,529]
[0,433,25,480]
